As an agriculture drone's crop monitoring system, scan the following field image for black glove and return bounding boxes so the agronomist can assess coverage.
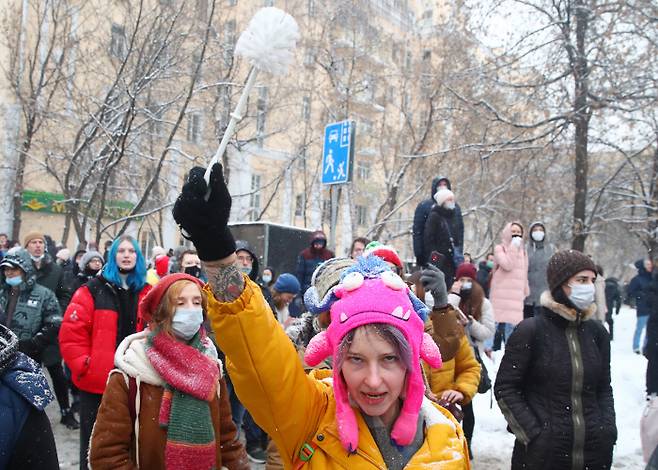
[18,338,42,361]
[172,163,236,261]
[420,265,448,308]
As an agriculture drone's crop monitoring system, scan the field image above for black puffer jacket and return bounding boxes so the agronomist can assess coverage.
[422,204,460,286]
[494,292,616,470]
[412,176,464,266]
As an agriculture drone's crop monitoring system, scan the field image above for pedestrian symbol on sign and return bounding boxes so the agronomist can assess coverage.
[321,120,355,185]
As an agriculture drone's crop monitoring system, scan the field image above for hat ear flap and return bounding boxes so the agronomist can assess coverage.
[420,332,442,369]
[333,370,359,453]
[303,331,332,367]
[391,358,425,446]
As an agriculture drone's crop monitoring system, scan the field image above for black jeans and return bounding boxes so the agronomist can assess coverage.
[79,391,102,470]
[462,402,474,459]
[46,363,70,412]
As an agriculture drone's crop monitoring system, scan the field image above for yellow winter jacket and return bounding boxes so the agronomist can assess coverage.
[206,278,470,469]
[423,335,481,405]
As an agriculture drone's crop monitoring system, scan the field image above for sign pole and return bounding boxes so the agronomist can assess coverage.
[329,185,338,253]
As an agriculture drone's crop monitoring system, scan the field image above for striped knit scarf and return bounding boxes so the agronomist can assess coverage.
[147,328,219,470]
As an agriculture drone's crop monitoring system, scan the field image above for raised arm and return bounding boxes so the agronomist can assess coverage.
[173,164,327,468]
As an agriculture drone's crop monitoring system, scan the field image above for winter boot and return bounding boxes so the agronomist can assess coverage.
[61,408,80,430]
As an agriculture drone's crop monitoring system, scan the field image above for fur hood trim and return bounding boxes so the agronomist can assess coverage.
[539,291,596,322]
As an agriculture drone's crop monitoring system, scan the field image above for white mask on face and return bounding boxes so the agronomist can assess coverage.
[171,307,203,340]
[444,201,456,210]
[568,283,595,310]
[531,231,545,242]
[511,236,523,247]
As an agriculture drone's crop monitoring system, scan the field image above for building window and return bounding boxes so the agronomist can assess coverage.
[332,58,345,76]
[356,159,371,180]
[308,0,316,16]
[423,50,431,62]
[196,0,208,21]
[110,24,127,59]
[187,112,202,143]
[263,0,274,5]
[256,86,268,146]
[147,103,164,136]
[302,96,311,121]
[422,9,432,21]
[391,42,399,62]
[228,0,237,5]
[364,74,375,102]
[294,194,304,217]
[356,205,367,226]
[250,174,261,220]
[224,20,236,64]
[303,47,315,66]
[405,51,412,69]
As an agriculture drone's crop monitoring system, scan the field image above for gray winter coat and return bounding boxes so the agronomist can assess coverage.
[0,250,62,366]
[525,222,554,306]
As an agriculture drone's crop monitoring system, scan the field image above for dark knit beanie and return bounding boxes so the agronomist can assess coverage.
[273,273,301,295]
[546,250,597,292]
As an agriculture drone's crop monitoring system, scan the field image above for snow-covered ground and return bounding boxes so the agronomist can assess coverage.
[48,305,647,469]
[471,305,646,469]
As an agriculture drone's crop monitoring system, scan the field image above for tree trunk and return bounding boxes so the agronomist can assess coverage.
[648,139,658,261]
[571,0,590,252]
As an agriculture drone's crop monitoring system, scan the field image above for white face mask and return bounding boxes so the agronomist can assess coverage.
[531,231,545,242]
[511,236,523,247]
[171,307,203,340]
[568,283,595,310]
[443,201,455,210]
[262,274,272,284]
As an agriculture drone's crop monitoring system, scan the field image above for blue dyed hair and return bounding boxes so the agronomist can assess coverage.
[102,235,147,291]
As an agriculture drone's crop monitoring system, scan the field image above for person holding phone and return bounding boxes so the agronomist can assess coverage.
[423,188,462,288]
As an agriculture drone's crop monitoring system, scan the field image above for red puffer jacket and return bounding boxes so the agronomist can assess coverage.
[59,277,151,394]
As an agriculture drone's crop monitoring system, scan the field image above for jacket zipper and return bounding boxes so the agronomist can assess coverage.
[566,321,585,470]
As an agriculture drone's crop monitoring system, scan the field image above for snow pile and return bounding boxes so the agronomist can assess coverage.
[471,305,646,469]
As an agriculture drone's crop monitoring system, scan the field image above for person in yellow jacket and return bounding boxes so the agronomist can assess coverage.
[172,164,470,469]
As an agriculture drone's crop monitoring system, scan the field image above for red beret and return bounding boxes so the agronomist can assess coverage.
[455,262,477,280]
[140,273,204,322]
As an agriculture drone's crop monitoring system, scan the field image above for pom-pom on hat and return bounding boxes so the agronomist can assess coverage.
[546,250,597,293]
[304,255,442,452]
[364,241,403,270]
[433,188,455,207]
[140,273,204,323]
[273,273,300,295]
[455,263,477,280]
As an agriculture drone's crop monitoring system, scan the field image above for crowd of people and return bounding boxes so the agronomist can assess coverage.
[0,168,656,469]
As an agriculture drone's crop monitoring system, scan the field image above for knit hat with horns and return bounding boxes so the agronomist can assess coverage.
[304,255,441,452]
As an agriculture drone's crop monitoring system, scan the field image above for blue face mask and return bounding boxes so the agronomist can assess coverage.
[171,307,203,341]
[5,276,22,287]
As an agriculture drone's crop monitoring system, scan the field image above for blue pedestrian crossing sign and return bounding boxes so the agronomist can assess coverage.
[321,120,355,185]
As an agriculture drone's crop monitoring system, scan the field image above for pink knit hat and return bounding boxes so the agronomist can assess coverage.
[304,256,442,452]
